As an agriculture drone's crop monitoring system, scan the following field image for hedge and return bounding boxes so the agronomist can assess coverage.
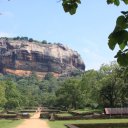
[40,112,51,119]
[0,114,17,119]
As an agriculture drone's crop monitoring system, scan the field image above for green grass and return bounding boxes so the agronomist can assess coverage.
[72,108,103,113]
[48,119,128,128]
[0,108,3,112]
[56,113,73,117]
[0,119,23,128]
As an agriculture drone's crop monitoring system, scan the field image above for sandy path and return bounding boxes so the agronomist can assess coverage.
[16,112,50,128]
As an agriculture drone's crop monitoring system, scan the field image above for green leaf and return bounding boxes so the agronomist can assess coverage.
[115,51,128,66]
[107,0,121,5]
[116,15,127,29]
[76,0,81,4]
[62,0,80,15]
[69,6,77,15]
[114,0,120,6]
[107,0,114,4]
[108,38,117,50]
[123,0,128,4]
[108,33,117,50]
[62,3,70,12]
[119,41,127,50]
[121,11,128,15]
[116,30,128,44]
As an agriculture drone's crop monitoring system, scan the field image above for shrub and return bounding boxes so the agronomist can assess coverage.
[0,114,17,119]
[40,112,50,119]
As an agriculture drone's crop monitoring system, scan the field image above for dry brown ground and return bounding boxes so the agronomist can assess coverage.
[16,112,50,128]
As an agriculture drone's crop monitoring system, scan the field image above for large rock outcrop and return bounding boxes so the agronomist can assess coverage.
[0,38,85,78]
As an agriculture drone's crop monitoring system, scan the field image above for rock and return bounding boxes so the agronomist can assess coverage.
[0,37,85,78]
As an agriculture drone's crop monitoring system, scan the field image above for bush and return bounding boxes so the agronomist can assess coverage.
[40,112,50,119]
[29,38,33,42]
[0,114,17,119]
[20,110,36,113]
[7,111,17,114]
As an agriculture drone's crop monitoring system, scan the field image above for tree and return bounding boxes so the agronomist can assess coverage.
[4,80,21,109]
[41,40,47,44]
[28,38,33,42]
[17,74,40,107]
[99,62,128,107]
[0,81,6,107]
[80,70,100,108]
[100,75,123,107]
[56,78,84,109]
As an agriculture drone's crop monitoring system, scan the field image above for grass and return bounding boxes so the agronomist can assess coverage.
[71,108,103,113]
[48,119,128,128]
[56,113,73,117]
[0,108,3,112]
[0,119,23,128]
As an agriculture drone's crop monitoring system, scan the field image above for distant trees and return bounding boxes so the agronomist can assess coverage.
[4,80,21,109]
[28,38,33,42]
[13,36,34,42]
[0,61,128,110]
[79,70,100,108]
[0,81,6,107]
[41,40,47,44]
[56,78,84,109]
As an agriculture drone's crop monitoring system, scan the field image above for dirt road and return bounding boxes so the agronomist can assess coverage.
[16,112,50,128]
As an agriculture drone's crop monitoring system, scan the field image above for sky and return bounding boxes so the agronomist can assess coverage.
[0,0,127,70]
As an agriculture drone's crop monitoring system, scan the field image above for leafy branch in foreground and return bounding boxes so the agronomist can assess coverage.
[107,0,128,66]
[62,0,81,15]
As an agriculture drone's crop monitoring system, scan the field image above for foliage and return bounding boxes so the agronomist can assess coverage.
[62,0,81,15]
[4,80,21,109]
[56,78,84,109]
[0,61,128,110]
[99,63,128,107]
[108,11,128,66]
[80,70,100,108]
[41,40,47,44]
[0,81,6,107]
[28,38,33,42]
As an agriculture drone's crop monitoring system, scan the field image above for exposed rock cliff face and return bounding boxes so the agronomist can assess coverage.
[0,38,85,78]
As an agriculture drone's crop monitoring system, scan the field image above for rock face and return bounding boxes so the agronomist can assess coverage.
[0,38,85,78]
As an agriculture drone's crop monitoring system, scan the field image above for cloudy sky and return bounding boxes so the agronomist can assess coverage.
[0,0,127,70]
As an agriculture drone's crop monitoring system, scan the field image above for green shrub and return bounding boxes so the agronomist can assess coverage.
[40,112,50,119]
[0,114,17,119]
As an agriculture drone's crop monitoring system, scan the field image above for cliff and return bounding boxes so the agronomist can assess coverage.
[0,38,85,78]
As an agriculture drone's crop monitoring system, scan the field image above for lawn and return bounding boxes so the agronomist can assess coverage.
[56,113,73,117]
[0,119,23,128]
[71,108,103,113]
[48,119,128,128]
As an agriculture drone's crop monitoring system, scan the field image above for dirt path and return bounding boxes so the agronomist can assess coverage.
[16,112,50,128]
